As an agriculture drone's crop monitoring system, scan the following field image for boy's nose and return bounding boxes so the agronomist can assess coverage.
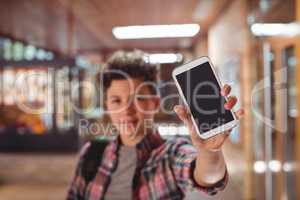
[123,98,136,115]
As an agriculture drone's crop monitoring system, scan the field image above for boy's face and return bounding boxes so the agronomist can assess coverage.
[105,78,159,138]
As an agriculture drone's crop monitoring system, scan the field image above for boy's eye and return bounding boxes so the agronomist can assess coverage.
[135,95,149,101]
[111,99,121,104]
[136,97,146,101]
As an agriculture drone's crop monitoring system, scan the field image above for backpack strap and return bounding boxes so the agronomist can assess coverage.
[81,140,109,183]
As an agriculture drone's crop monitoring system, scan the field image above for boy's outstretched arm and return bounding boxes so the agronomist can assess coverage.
[174,84,244,186]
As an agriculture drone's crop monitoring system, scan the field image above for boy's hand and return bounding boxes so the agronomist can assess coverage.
[174,84,244,152]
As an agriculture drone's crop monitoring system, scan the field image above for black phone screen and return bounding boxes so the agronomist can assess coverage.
[176,62,234,134]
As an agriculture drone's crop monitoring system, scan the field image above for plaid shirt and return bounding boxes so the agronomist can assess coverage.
[66,132,228,200]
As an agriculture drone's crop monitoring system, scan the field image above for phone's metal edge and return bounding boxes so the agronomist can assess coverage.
[172,56,239,140]
[201,120,239,139]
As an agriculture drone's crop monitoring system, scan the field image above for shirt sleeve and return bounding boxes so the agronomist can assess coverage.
[66,142,91,200]
[170,138,228,196]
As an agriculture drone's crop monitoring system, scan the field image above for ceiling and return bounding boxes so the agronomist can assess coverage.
[0,0,231,56]
[249,0,295,23]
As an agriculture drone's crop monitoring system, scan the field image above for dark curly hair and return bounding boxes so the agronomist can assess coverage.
[100,50,158,95]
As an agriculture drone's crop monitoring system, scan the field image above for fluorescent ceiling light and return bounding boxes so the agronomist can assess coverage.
[254,160,283,174]
[254,161,266,173]
[268,160,281,172]
[112,24,200,39]
[251,23,300,36]
[145,53,183,64]
[283,162,296,172]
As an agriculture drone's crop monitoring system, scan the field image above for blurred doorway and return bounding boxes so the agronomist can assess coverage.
[255,36,299,200]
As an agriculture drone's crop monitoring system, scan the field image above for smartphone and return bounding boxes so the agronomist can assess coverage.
[172,56,238,139]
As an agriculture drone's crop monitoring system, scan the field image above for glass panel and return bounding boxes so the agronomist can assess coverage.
[282,45,297,200]
[0,37,55,61]
[12,42,24,61]
[55,67,74,130]
[0,68,54,134]
[253,58,266,199]
[24,45,36,60]
[269,50,278,200]
[3,39,12,60]
[0,37,5,59]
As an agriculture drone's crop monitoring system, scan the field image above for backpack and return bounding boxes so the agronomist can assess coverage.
[81,140,109,183]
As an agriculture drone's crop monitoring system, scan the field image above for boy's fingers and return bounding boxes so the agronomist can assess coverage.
[235,108,244,119]
[225,96,237,110]
[174,105,189,122]
[221,84,231,96]
[174,105,193,128]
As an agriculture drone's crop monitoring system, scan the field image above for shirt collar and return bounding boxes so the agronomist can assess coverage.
[110,130,164,166]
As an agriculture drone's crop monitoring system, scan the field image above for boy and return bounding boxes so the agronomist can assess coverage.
[67,50,243,200]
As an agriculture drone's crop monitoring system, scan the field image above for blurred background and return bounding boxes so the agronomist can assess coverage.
[0,0,299,199]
